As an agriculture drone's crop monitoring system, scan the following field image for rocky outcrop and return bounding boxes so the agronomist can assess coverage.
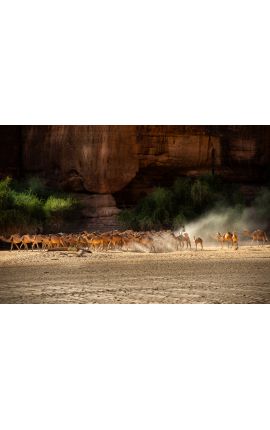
[137,126,221,173]
[115,126,270,205]
[21,126,138,193]
[0,126,269,211]
[76,193,121,231]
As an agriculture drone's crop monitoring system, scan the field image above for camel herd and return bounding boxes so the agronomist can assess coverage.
[0,228,268,253]
[0,231,187,252]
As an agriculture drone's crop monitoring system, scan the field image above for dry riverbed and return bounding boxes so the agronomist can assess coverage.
[0,245,270,303]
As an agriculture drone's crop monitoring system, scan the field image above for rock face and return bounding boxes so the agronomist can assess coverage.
[67,194,121,232]
[115,126,270,205]
[21,126,138,193]
[0,125,269,218]
[0,126,22,178]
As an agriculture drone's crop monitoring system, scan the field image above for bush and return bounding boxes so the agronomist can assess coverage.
[172,177,192,205]
[0,177,13,210]
[172,213,186,230]
[26,177,49,198]
[44,196,78,215]
[11,191,44,219]
[117,174,256,231]
[191,179,212,209]
[0,176,79,232]
[118,209,138,230]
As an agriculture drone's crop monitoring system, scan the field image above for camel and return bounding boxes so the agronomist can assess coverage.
[31,234,43,250]
[182,232,191,249]
[0,234,22,250]
[121,231,155,252]
[87,236,105,252]
[40,235,52,250]
[232,232,238,250]
[175,233,184,249]
[63,234,80,248]
[131,232,155,252]
[109,234,123,251]
[194,236,203,250]
[20,234,40,251]
[48,235,65,248]
[242,229,268,245]
[216,232,233,248]
[100,233,113,251]
[121,234,136,251]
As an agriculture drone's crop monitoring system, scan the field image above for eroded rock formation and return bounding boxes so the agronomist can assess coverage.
[21,126,138,193]
[0,125,269,229]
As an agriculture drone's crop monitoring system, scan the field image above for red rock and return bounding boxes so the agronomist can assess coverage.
[21,126,138,193]
[1,126,269,202]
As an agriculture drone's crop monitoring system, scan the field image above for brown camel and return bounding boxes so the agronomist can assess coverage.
[175,234,185,249]
[182,232,191,249]
[40,235,51,250]
[20,234,40,251]
[194,236,203,250]
[49,235,65,248]
[0,234,22,250]
[232,232,239,250]
[109,234,123,250]
[216,232,233,248]
[243,229,268,245]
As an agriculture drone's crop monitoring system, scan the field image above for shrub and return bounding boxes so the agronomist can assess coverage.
[191,179,212,209]
[117,174,252,231]
[44,195,78,216]
[138,215,156,230]
[172,177,192,205]
[11,191,44,219]
[118,209,138,230]
[26,177,49,198]
[0,177,13,210]
[0,209,30,232]
[172,213,186,230]
[0,176,79,232]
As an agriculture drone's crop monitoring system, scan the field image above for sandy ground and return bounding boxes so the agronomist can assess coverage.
[0,245,270,303]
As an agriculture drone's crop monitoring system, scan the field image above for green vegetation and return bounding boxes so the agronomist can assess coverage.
[118,174,248,230]
[0,176,79,232]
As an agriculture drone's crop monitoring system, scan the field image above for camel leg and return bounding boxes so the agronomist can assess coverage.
[15,242,20,250]
[10,242,13,251]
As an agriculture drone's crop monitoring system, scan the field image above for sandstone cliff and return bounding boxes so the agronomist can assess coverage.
[0,125,269,230]
[21,126,138,193]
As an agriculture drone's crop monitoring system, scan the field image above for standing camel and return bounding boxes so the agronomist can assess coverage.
[232,232,238,250]
[194,236,203,250]
[216,232,233,248]
[0,234,22,250]
[243,229,268,245]
[181,232,191,249]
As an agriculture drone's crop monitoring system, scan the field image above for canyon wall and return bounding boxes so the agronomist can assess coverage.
[21,126,138,193]
[19,125,270,193]
[1,125,269,194]
[0,125,269,230]
[0,126,22,178]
